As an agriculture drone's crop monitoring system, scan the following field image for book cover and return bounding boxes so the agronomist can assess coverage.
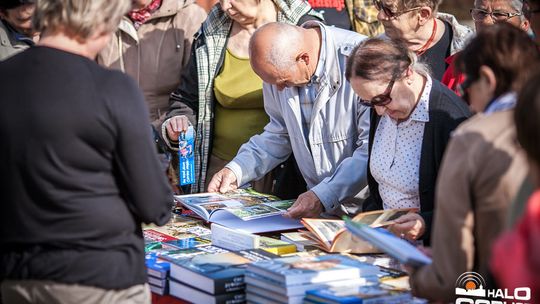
[304,284,412,304]
[174,189,303,233]
[246,254,379,286]
[244,271,375,297]
[170,279,245,304]
[258,236,297,255]
[344,218,432,267]
[170,249,278,294]
[149,282,169,296]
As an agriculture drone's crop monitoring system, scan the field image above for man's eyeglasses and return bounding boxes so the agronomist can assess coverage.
[457,76,475,104]
[373,0,421,19]
[470,8,523,22]
[358,75,397,108]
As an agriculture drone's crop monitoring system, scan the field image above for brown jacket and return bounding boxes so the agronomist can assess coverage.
[409,110,528,301]
[98,0,206,122]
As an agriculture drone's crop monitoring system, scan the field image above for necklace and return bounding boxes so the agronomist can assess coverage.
[415,19,437,56]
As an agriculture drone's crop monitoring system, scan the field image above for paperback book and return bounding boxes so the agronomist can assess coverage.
[170,279,245,304]
[175,189,303,233]
[301,208,417,253]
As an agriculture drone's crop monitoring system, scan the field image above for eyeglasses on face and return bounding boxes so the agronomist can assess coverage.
[470,8,523,22]
[373,0,421,18]
[358,76,397,108]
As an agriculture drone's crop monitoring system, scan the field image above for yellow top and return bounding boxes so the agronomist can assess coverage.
[212,49,269,160]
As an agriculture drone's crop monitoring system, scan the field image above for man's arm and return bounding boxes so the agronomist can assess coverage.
[310,105,370,214]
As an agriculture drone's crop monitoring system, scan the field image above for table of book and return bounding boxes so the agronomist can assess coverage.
[143,201,422,304]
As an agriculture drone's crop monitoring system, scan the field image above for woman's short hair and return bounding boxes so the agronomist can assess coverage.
[455,23,540,99]
[33,0,131,40]
[345,37,430,82]
[515,72,540,167]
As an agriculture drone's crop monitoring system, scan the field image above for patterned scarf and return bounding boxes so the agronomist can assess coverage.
[128,0,163,29]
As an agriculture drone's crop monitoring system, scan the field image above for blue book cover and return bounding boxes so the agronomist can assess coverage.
[179,126,195,185]
[246,254,379,286]
[170,249,277,294]
[305,285,412,304]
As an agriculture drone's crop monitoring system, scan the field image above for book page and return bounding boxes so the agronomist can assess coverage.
[301,219,345,251]
[174,193,230,220]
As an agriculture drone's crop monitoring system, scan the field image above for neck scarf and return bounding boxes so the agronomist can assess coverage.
[128,0,163,29]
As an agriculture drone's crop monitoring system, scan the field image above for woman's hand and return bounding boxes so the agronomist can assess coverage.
[388,213,426,241]
[165,115,190,141]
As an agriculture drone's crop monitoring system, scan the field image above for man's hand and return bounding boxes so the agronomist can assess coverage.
[283,190,324,219]
[207,168,238,193]
[388,213,426,241]
[165,115,190,141]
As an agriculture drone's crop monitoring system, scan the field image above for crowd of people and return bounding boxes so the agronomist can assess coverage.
[1,0,540,303]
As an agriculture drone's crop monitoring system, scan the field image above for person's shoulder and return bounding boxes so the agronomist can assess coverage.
[429,79,471,116]
[454,110,513,137]
[172,0,206,19]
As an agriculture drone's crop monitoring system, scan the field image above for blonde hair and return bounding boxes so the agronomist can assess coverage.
[33,0,131,40]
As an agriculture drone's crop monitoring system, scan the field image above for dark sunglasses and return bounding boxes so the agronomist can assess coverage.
[359,76,397,108]
[457,76,475,104]
[373,0,421,18]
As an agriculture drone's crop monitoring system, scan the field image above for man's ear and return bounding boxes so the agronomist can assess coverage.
[297,52,310,66]
[417,7,433,26]
[520,19,531,32]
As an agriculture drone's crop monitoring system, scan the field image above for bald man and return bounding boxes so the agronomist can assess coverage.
[208,21,370,219]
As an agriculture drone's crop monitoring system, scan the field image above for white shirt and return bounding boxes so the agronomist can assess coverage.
[370,76,432,210]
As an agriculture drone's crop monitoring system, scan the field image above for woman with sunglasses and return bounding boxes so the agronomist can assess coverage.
[345,37,471,244]
[373,0,472,82]
[408,23,539,302]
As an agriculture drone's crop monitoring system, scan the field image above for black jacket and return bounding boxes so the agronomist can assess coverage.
[363,79,471,244]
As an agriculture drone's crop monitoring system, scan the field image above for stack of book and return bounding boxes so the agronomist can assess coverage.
[166,249,278,304]
[303,283,412,303]
[143,219,214,295]
[244,254,380,304]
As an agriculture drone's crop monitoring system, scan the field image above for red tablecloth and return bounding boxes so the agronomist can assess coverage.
[152,293,189,304]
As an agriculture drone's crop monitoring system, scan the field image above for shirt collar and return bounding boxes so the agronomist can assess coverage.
[484,92,517,114]
[306,23,326,86]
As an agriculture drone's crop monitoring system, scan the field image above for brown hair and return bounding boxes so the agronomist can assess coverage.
[346,37,428,82]
[456,23,540,99]
[515,72,540,166]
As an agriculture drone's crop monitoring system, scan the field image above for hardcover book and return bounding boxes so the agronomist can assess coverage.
[169,279,245,304]
[246,254,379,286]
[174,189,303,233]
[169,249,278,294]
[301,208,417,253]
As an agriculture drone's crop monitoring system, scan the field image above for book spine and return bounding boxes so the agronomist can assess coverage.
[214,275,246,294]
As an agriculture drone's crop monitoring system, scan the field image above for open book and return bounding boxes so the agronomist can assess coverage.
[344,218,432,267]
[174,189,303,233]
[301,208,417,253]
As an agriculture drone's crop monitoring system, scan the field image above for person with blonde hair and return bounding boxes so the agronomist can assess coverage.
[0,1,173,303]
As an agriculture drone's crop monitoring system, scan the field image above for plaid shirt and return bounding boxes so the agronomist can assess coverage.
[190,0,321,193]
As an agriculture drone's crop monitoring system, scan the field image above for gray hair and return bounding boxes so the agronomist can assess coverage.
[250,22,303,72]
[33,0,131,40]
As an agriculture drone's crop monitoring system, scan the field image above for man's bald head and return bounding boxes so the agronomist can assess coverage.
[249,22,303,74]
[249,22,322,90]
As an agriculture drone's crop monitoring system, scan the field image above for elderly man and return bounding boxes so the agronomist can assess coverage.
[208,22,369,219]
[471,0,530,31]
[374,0,472,81]
[0,0,38,60]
